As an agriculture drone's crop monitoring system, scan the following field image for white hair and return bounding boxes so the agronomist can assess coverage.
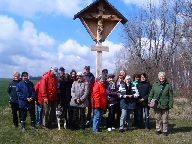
[158,71,166,78]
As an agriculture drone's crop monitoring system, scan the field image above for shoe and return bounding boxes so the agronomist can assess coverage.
[119,129,125,133]
[108,128,112,132]
[14,125,18,128]
[64,122,67,129]
[127,127,133,131]
[21,128,26,133]
[163,132,168,136]
[156,131,162,135]
[112,127,115,130]
[85,121,90,126]
[145,128,150,131]
[93,129,102,134]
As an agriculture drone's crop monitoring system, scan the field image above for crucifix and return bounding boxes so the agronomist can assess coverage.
[74,0,127,77]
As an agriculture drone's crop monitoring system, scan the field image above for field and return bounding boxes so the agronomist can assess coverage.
[0,78,192,144]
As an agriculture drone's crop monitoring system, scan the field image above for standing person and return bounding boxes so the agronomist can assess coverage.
[16,72,36,132]
[68,69,77,128]
[148,72,173,136]
[58,67,68,128]
[106,74,119,131]
[35,81,43,126]
[70,72,89,130]
[83,66,95,126]
[137,73,151,130]
[102,69,108,81]
[40,67,58,129]
[70,69,77,82]
[92,75,107,133]
[7,72,21,128]
[119,69,127,79]
[132,74,140,127]
[118,75,135,133]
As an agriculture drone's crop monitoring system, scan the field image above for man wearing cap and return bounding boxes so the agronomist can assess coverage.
[40,67,58,129]
[58,67,72,128]
[70,72,89,130]
[16,72,36,132]
[148,72,173,136]
[7,72,21,128]
[83,66,95,126]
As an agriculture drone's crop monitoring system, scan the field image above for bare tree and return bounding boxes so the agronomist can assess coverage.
[116,0,192,98]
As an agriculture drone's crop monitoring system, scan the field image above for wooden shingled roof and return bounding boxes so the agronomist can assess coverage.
[74,0,128,24]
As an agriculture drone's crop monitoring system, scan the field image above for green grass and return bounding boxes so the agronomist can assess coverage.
[0,78,10,108]
[0,78,192,144]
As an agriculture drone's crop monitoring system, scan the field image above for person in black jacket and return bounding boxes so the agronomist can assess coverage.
[137,73,151,129]
[7,72,21,128]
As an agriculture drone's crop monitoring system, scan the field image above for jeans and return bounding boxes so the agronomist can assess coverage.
[120,109,134,130]
[36,104,43,125]
[93,109,103,132]
[143,106,150,129]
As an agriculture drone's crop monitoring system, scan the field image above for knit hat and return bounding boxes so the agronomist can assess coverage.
[21,72,28,77]
[59,67,65,72]
[84,66,90,70]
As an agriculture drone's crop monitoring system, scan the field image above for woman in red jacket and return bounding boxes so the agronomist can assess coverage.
[92,75,107,133]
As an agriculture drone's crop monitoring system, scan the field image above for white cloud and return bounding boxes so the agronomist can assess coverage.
[0,15,123,78]
[122,0,161,8]
[0,0,93,18]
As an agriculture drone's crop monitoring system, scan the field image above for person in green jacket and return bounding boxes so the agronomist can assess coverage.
[148,72,173,136]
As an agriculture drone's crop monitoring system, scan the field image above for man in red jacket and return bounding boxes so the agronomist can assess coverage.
[92,75,107,133]
[40,67,58,129]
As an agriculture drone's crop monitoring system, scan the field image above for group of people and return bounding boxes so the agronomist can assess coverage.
[7,66,173,136]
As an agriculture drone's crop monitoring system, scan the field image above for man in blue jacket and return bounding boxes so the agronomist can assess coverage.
[16,72,36,132]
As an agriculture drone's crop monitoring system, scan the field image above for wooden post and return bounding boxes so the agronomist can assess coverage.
[96,1,104,77]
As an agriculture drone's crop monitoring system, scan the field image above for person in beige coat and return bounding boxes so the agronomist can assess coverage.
[70,72,89,130]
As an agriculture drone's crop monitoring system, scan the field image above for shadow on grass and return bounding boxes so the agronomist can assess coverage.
[170,124,192,134]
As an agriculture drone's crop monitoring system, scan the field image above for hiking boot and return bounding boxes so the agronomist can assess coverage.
[119,129,125,133]
[21,128,26,132]
[21,121,26,132]
[163,132,168,136]
[156,131,162,135]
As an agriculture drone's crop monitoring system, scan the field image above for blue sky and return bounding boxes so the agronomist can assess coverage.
[0,0,160,78]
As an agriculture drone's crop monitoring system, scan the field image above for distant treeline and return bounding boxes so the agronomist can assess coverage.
[29,76,41,81]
